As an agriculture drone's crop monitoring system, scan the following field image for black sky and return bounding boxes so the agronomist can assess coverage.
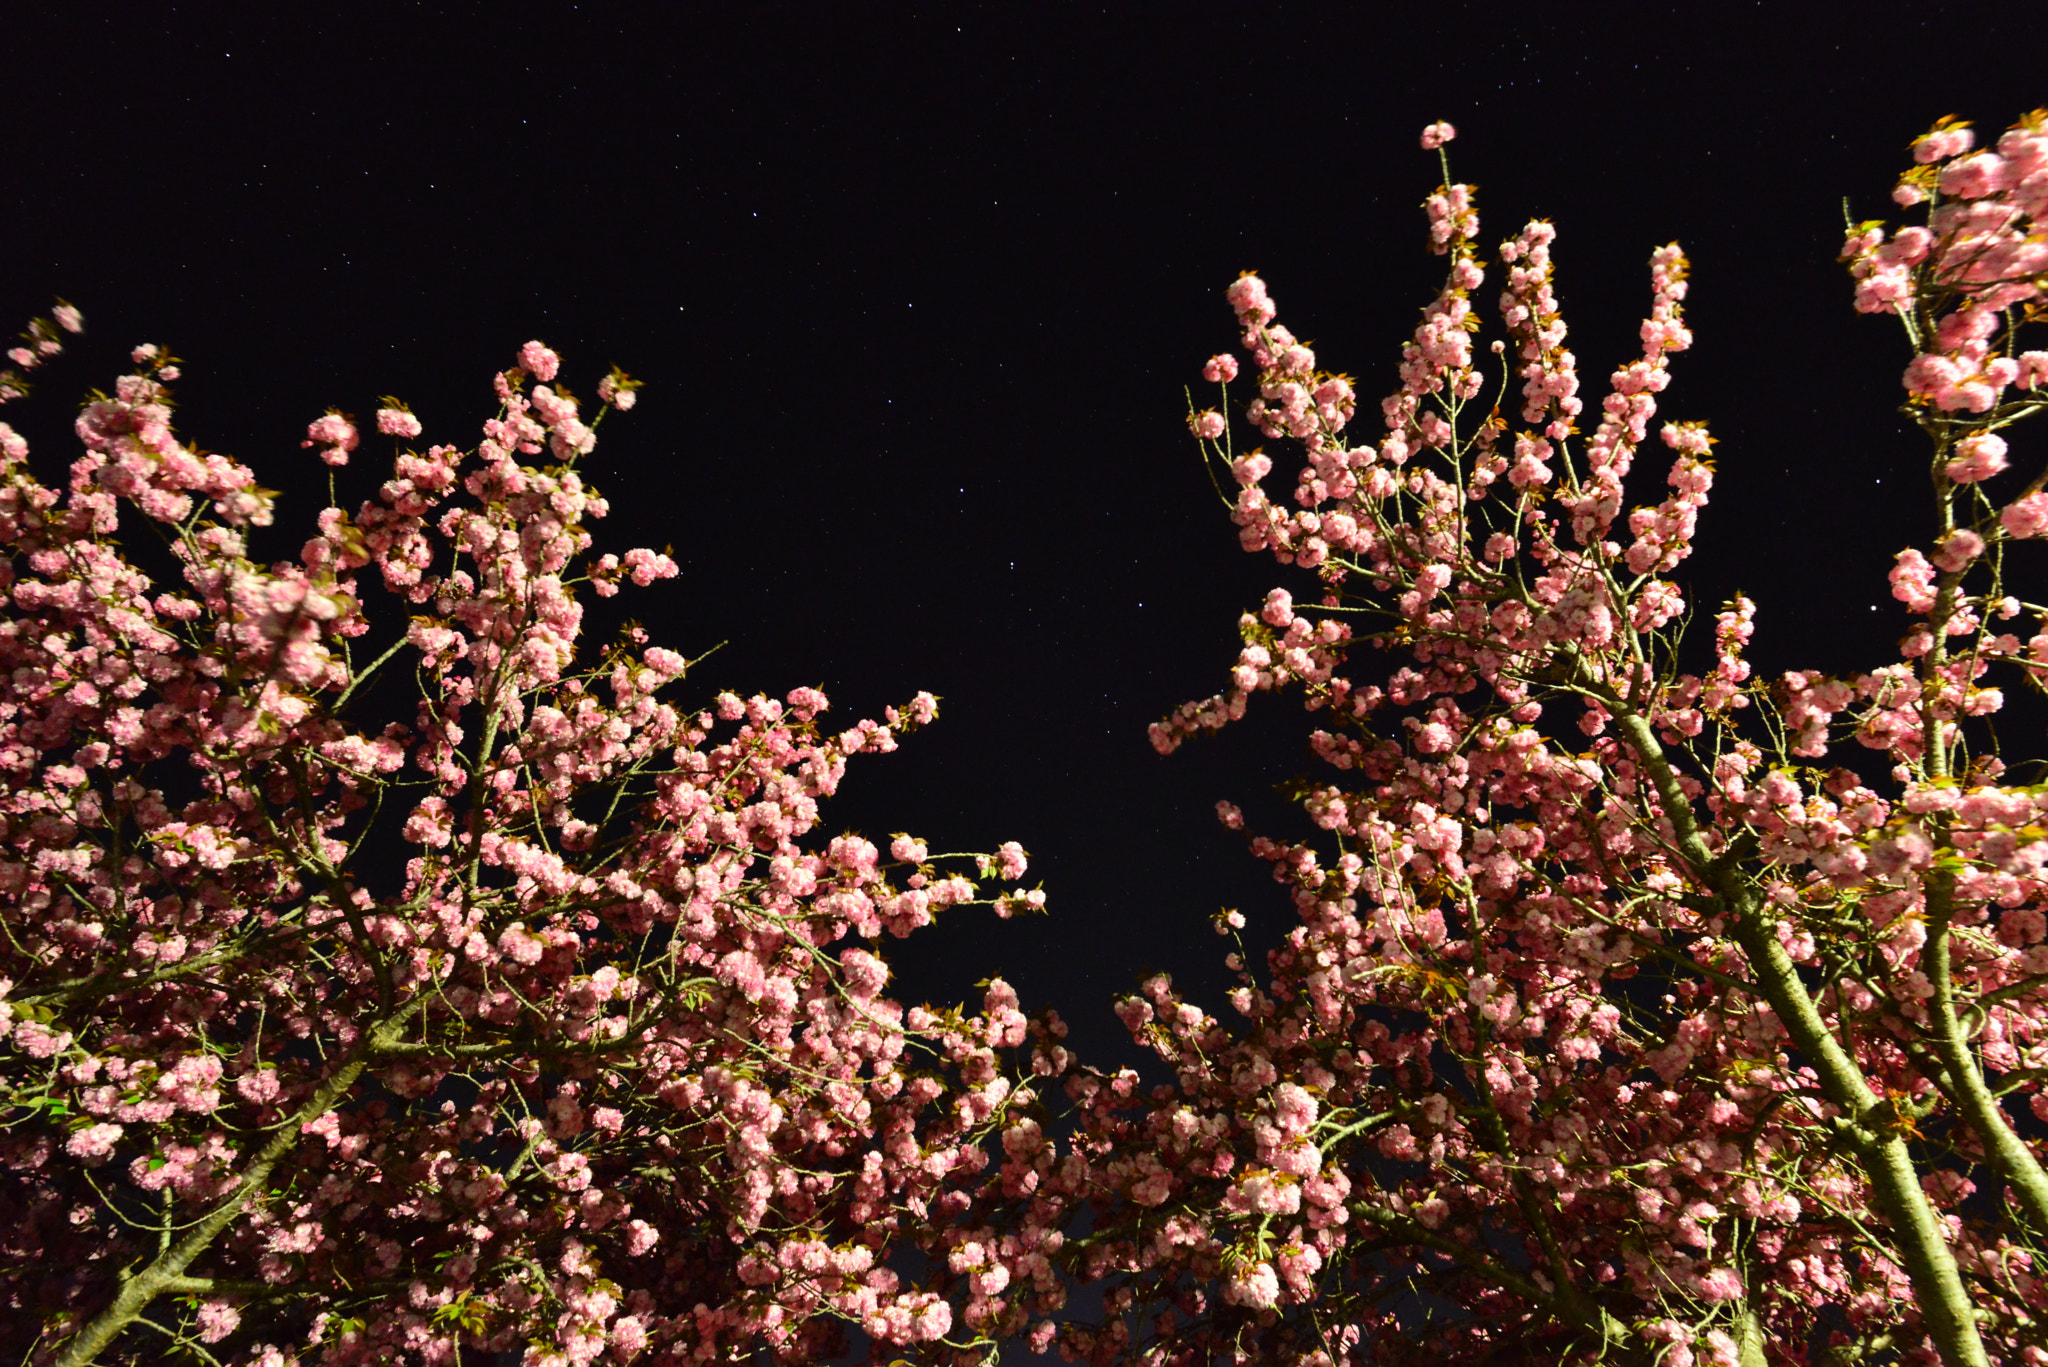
[6,2,2043,1073]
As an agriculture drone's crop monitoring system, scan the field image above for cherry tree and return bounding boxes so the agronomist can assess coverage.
[1038,114,2048,1366]
[0,317,1049,1366]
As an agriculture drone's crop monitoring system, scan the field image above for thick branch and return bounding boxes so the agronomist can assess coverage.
[1919,867,2048,1234]
[1609,704,1989,1367]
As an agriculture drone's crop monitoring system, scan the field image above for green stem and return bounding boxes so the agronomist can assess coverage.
[331,631,414,714]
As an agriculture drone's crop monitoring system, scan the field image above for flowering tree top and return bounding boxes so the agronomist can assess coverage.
[0,312,1048,1366]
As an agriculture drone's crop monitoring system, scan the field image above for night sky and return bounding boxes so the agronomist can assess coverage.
[7,3,2044,1079]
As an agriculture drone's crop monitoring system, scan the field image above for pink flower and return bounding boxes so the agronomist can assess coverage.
[1273,1081,1317,1134]
[1945,432,2009,484]
[1188,409,1225,440]
[610,1315,650,1361]
[1700,1330,1741,1367]
[375,406,423,439]
[1224,1259,1282,1309]
[1420,121,1457,150]
[597,371,639,410]
[497,923,546,965]
[300,411,359,467]
[196,1299,242,1344]
[1888,548,1938,612]
[1375,1123,1420,1160]
[402,796,454,848]
[14,1022,73,1057]
[1913,122,1974,163]
[236,1069,281,1105]
[840,947,889,1000]
[1202,353,1239,383]
[1225,274,1271,318]
[1693,1265,1744,1301]
[65,1123,123,1163]
[621,547,677,585]
[519,340,561,382]
[1932,528,1985,571]
[2002,492,2048,538]
[1938,152,2007,199]
[548,1150,592,1191]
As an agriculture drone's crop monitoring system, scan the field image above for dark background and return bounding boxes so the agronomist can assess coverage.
[5,2,2042,1077]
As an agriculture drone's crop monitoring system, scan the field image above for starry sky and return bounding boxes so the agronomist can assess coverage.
[6,2,2044,1074]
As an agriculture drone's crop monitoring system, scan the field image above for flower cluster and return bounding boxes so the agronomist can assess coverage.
[1843,111,2048,414]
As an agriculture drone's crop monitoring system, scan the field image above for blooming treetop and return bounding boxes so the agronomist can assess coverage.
[8,108,2048,1367]
[1025,114,2047,1367]
[0,315,1049,1366]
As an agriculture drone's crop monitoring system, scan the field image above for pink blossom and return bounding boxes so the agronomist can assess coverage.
[1225,274,1274,327]
[1889,548,1938,612]
[2002,492,2048,538]
[1939,152,2007,199]
[1419,121,1457,150]
[375,406,423,439]
[1224,1258,1281,1309]
[1932,528,1985,571]
[1273,1081,1317,1134]
[519,340,561,381]
[235,1069,281,1105]
[14,1022,73,1057]
[1914,121,1975,163]
[300,411,359,467]
[1945,431,2009,484]
[64,1122,123,1163]
[1693,1265,1745,1301]
[196,1299,242,1343]
[610,1315,649,1361]
[0,321,1047,1365]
